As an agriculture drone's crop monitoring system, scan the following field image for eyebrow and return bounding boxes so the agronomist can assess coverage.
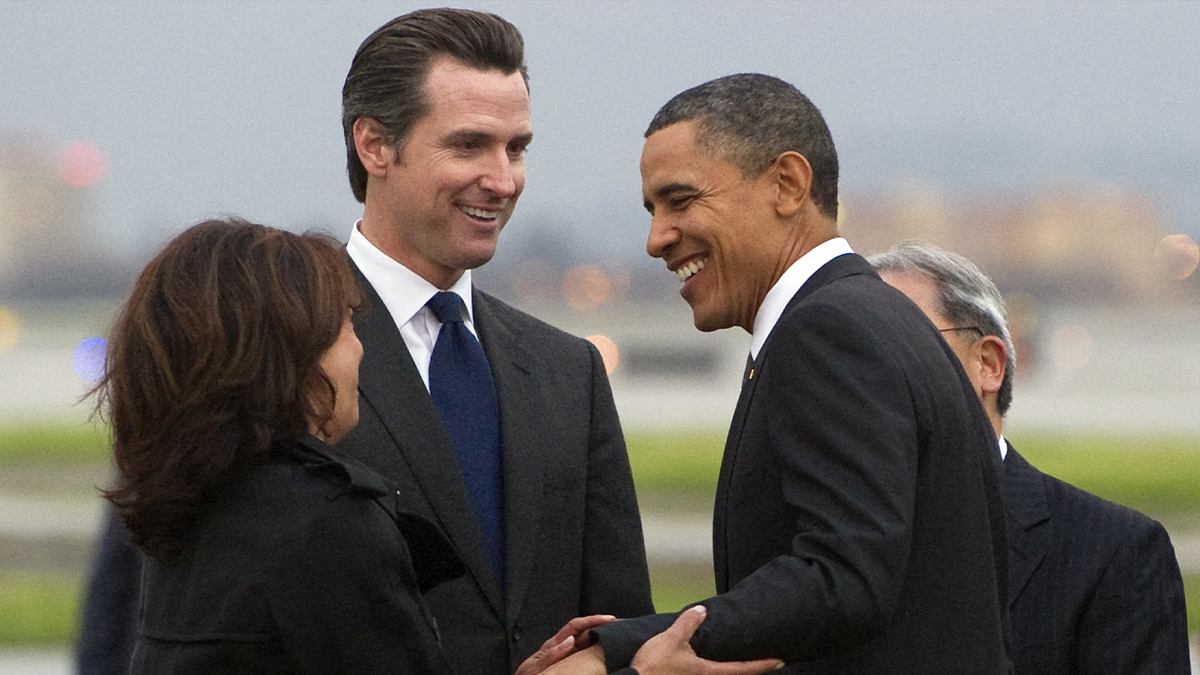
[444,129,534,147]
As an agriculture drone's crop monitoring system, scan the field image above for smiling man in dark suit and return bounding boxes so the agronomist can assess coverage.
[331,10,653,675]
[872,241,1190,675]
[556,73,1012,674]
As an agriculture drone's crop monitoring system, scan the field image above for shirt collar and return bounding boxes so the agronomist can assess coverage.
[750,237,853,359]
[346,220,475,325]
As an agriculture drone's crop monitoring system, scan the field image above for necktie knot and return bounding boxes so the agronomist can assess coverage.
[427,291,464,325]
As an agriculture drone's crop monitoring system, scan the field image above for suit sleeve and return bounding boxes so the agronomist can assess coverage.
[1074,519,1190,675]
[579,340,655,618]
[596,303,921,666]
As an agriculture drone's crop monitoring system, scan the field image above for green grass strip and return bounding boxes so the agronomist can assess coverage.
[627,429,1200,515]
[625,430,723,495]
[0,573,80,645]
[0,423,110,464]
[1015,433,1200,515]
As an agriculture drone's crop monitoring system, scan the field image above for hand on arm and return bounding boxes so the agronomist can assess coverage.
[514,615,617,675]
[629,606,783,675]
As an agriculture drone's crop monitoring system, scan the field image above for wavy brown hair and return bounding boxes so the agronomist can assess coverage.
[97,218,362,560]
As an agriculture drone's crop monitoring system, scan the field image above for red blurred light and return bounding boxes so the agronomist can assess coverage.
[58,141,108,188]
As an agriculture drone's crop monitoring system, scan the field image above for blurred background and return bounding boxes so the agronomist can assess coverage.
[1,1,1198,672]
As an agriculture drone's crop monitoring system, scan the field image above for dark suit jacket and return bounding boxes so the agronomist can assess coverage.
[1004,446,1189,674]
[334,270,654,675]
[595,254,1011,673]
[134,438,461,675]
[75,506,141,675]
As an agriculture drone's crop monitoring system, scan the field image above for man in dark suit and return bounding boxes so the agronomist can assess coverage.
[332,10,653,675]
[563,74,1011,674]
[871,241,1190,675]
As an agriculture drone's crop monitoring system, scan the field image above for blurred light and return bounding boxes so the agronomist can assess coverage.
[600,263,632,304]
[586,334,619,375]
[1004,293,1039,339]
[562,264,611,310]
[58,141,108,188]
[1048,324,1092,371]
[0,308,19,353]
[510,258,558,305]
[1154,234,1200,280]
[73,337,108,383]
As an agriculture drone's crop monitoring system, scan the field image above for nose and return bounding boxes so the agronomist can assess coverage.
[646,213,679,259]
[479,150,520,199]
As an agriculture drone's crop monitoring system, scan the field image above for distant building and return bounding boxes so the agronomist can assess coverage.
[0,135,124,299]
[842,183,1197,305]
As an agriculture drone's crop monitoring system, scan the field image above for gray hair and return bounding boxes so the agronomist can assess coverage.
[869,242,1016,416]
[646,73,839,221]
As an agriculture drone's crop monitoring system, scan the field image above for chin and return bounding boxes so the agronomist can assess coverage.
[690,312,729,333]
[457,247,499,271]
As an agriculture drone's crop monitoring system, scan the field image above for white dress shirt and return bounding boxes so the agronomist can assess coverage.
[346,221,477,391]
[749,237,854,359]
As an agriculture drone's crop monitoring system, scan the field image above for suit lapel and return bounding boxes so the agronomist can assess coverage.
[1002,446,1050,607]
[351,265,504,615]
[712,350,762,589]
[473,290,543,626]
[713,253,871,589]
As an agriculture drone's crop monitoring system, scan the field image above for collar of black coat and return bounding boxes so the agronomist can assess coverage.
[280,435,467,592]
[271,435,392,499]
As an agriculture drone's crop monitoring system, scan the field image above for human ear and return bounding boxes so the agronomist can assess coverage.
[352,118,395,178]
[975,336,1007,395]
[770,151,813,218]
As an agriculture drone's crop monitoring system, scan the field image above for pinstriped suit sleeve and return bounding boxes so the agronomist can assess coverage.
[1070,508,1189,673]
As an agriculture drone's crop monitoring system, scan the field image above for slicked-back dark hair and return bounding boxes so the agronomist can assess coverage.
[98,217,362,560]
[342,8,528,202]
[646,73,839,220]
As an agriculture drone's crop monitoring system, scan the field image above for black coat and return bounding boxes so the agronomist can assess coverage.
[595,254,1011,673]
[333,269,654,675]
[1004,446,1190,674]
[133,438,463,675]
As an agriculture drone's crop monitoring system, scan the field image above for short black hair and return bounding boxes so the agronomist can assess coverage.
[647,73,839,220]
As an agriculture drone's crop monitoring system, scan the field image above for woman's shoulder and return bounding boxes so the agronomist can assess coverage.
[195,439,394,551]
[237,437,392,500]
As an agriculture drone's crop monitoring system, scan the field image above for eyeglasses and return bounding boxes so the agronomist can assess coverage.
[938,326,984,337]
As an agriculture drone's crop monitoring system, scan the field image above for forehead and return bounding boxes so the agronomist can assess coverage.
[640,121,741,194]
[420,58,531,132]
[879,270,944,324]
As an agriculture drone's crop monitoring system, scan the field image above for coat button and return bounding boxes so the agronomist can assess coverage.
[511,628,521,643]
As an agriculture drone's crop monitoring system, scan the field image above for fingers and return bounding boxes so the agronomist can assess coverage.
[663,604,708,643]
[513,635,574,675]
[545,614,617,647]
[701,658,785,675]
[633,606,785,675]
[515,614,617,675]
[566,614,619,632]
[552,613,617,651]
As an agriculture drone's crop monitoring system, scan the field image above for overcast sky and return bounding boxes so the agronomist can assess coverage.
[2,0,1199,264]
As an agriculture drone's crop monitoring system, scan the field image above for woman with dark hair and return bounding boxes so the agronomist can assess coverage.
[97,217,463,674]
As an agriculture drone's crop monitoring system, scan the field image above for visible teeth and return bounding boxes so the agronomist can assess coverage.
[675,259,705,282]
[460,205,499,219]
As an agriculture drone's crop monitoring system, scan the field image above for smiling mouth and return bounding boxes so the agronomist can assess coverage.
[460,205,500,220]
[675,258,706,282]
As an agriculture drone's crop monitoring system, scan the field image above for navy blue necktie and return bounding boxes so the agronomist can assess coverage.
[426,291,505,590]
